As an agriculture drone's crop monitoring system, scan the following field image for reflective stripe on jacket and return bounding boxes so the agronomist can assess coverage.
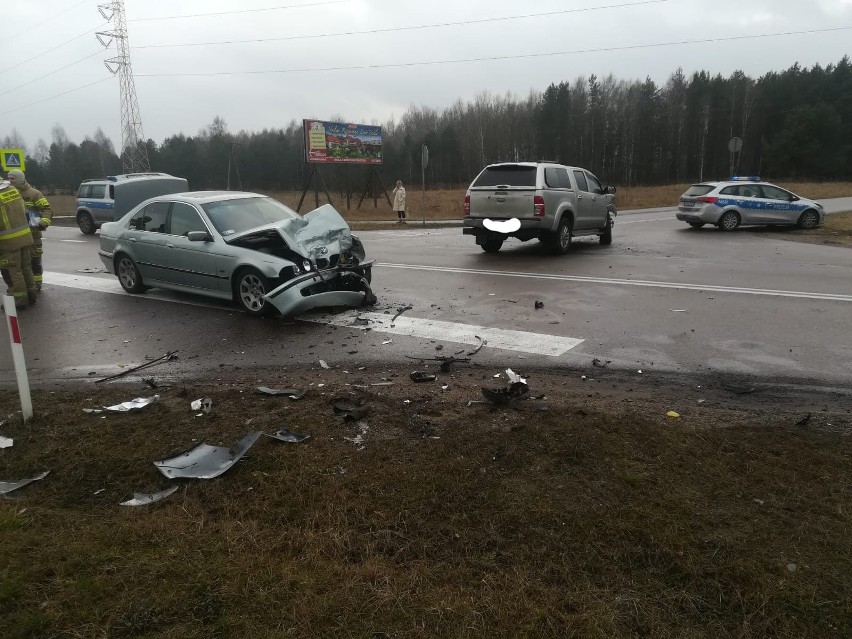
[0,186,34,251]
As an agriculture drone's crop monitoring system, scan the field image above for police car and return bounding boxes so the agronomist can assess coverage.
[676,177,824,231]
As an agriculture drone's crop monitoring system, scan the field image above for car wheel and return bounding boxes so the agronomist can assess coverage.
[115,254,146,294]
[797,209,820,229]
[78,212,96,235]
[688,221,705,229]
[234,268,275,316]
[718,211,740,231]
[481,236,503,253]
[548,217,573,254]
[599,216,613,245]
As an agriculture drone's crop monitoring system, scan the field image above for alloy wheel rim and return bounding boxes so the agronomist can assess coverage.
[560,226,571,248]
[723,214,737,229]
[803,211,817,228]
[240,275,265,311]
[118,260,135,288]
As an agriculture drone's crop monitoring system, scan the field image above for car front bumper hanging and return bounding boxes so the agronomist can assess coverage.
[263,260,375,317]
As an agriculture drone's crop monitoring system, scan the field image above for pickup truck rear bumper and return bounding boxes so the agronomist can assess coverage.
[463,218,544,242]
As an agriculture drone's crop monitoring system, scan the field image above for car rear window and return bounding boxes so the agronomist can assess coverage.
[684,184,714,197]
[472,166,536,188]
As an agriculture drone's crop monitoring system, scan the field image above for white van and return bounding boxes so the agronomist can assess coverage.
[76,173,188,234]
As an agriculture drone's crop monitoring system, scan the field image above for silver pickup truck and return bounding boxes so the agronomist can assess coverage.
[462,162,617,254]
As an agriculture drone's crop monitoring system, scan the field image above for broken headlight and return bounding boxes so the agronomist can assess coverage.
[302,260,312,272]
[279,265,300,280]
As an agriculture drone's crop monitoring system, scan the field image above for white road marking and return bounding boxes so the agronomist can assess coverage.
[43,271,583,356]
[619,217,673,225]
[303,310,583,356]
[376,263,852,303]
[43,272,231,310]
[59,239,87,243]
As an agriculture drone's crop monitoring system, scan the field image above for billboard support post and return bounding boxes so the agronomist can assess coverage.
[296,164,334,213]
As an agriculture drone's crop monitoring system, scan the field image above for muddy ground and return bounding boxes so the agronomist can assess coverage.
[1,362,850,638]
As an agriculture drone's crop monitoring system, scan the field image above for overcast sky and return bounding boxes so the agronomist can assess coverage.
[2,0,851,153]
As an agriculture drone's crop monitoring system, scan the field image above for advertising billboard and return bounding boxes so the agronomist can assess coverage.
[304,120,382,164]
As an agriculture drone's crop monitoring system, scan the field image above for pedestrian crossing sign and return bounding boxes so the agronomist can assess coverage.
[1,149,25,172]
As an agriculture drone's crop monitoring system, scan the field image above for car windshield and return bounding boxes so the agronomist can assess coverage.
[202,197,299,236]
[683,184,714,197]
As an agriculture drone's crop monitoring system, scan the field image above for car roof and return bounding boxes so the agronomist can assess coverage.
[154,191,268,204]
[485,161,584,170]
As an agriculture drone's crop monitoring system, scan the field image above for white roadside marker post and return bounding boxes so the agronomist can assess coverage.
[3,295,33,422]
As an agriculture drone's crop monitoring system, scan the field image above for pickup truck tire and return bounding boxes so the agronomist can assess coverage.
[599,217,613,245]
[548,218,573,255]
[481,236,504,253]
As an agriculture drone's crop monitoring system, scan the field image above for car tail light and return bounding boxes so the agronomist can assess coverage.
[697,196,718,204]
[463,195,470,216]
[534,195,545,217]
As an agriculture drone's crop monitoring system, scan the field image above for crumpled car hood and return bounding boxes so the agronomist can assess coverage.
[225,204,355,261]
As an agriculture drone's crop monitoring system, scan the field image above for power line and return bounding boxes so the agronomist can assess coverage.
[0,51,105,98]
[0,24,108,75]
[128,0,351,22]
[135,25,852,78]
[133,0,668,49]
[0,77,113,116]
[3,0,92,45]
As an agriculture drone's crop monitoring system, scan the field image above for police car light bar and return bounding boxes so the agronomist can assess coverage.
[731,176,762,182]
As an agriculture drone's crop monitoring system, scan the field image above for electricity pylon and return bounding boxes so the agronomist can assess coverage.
[96,1,150,173]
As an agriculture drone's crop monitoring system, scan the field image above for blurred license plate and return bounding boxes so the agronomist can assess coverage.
[681,199,696,207]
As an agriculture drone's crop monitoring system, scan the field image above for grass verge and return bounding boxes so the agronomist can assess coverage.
[756,211,852,248]
[1,368,850,638]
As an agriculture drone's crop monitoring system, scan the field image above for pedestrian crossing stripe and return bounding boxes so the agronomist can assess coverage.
[1,150,25,172]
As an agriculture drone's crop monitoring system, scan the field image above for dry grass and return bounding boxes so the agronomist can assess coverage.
[1,368,850,638]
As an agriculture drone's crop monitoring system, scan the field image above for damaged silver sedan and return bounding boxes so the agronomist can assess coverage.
[98,193,375,317]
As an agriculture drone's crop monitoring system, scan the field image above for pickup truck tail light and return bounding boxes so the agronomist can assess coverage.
[534,195,545,217]
[463,195,470,216]
[697,196,718,204]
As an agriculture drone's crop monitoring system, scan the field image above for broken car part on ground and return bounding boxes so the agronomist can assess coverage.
[154,432,262,480]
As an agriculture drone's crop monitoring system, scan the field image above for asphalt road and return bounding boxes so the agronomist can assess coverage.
[3,198,852,386]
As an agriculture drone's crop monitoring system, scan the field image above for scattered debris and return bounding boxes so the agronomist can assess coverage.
[334,401,370,422]
[190,398,213,413]
[670,309,688,312]
[796,413,812,427]
[95,351,178,384]
[405,355,471,372]
[344,422,370,448]
[93,488,106,495]
[786,563,797,573]
[481,369,530,406]
[382,340,393,345]
[0,470,50,496]
[154,432,262,480]
[752,498,765,506]
[266,429,311,443]
[467,335,486,356]
[391,305,413,324]
[667,411,681,418]
[410,371,437,383]
[120,486,180,507]
[534,301,544,309]
[592,358,611,368]
[256,386,305,400]
[435,344,443,351]
[637,370,643,374]
[84,395,160,414]
[482,382,529,405]
[351,316,370,327]
[441,384,449,391]
[319,359,330,369]
[370,381,394,387]
[0,435,12,449]
[76,267,107,273]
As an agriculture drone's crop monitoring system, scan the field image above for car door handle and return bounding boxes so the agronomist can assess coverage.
[578,195,583,199]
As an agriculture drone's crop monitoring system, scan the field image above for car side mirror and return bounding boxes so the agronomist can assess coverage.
[605,185,617,195]
[790,195,799,202]
[187,231,211,242]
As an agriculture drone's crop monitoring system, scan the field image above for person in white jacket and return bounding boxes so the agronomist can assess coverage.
[392,180,406,223]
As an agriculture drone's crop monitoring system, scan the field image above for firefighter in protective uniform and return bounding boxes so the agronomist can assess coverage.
[7,169,51,290]
[0,178,36,308]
